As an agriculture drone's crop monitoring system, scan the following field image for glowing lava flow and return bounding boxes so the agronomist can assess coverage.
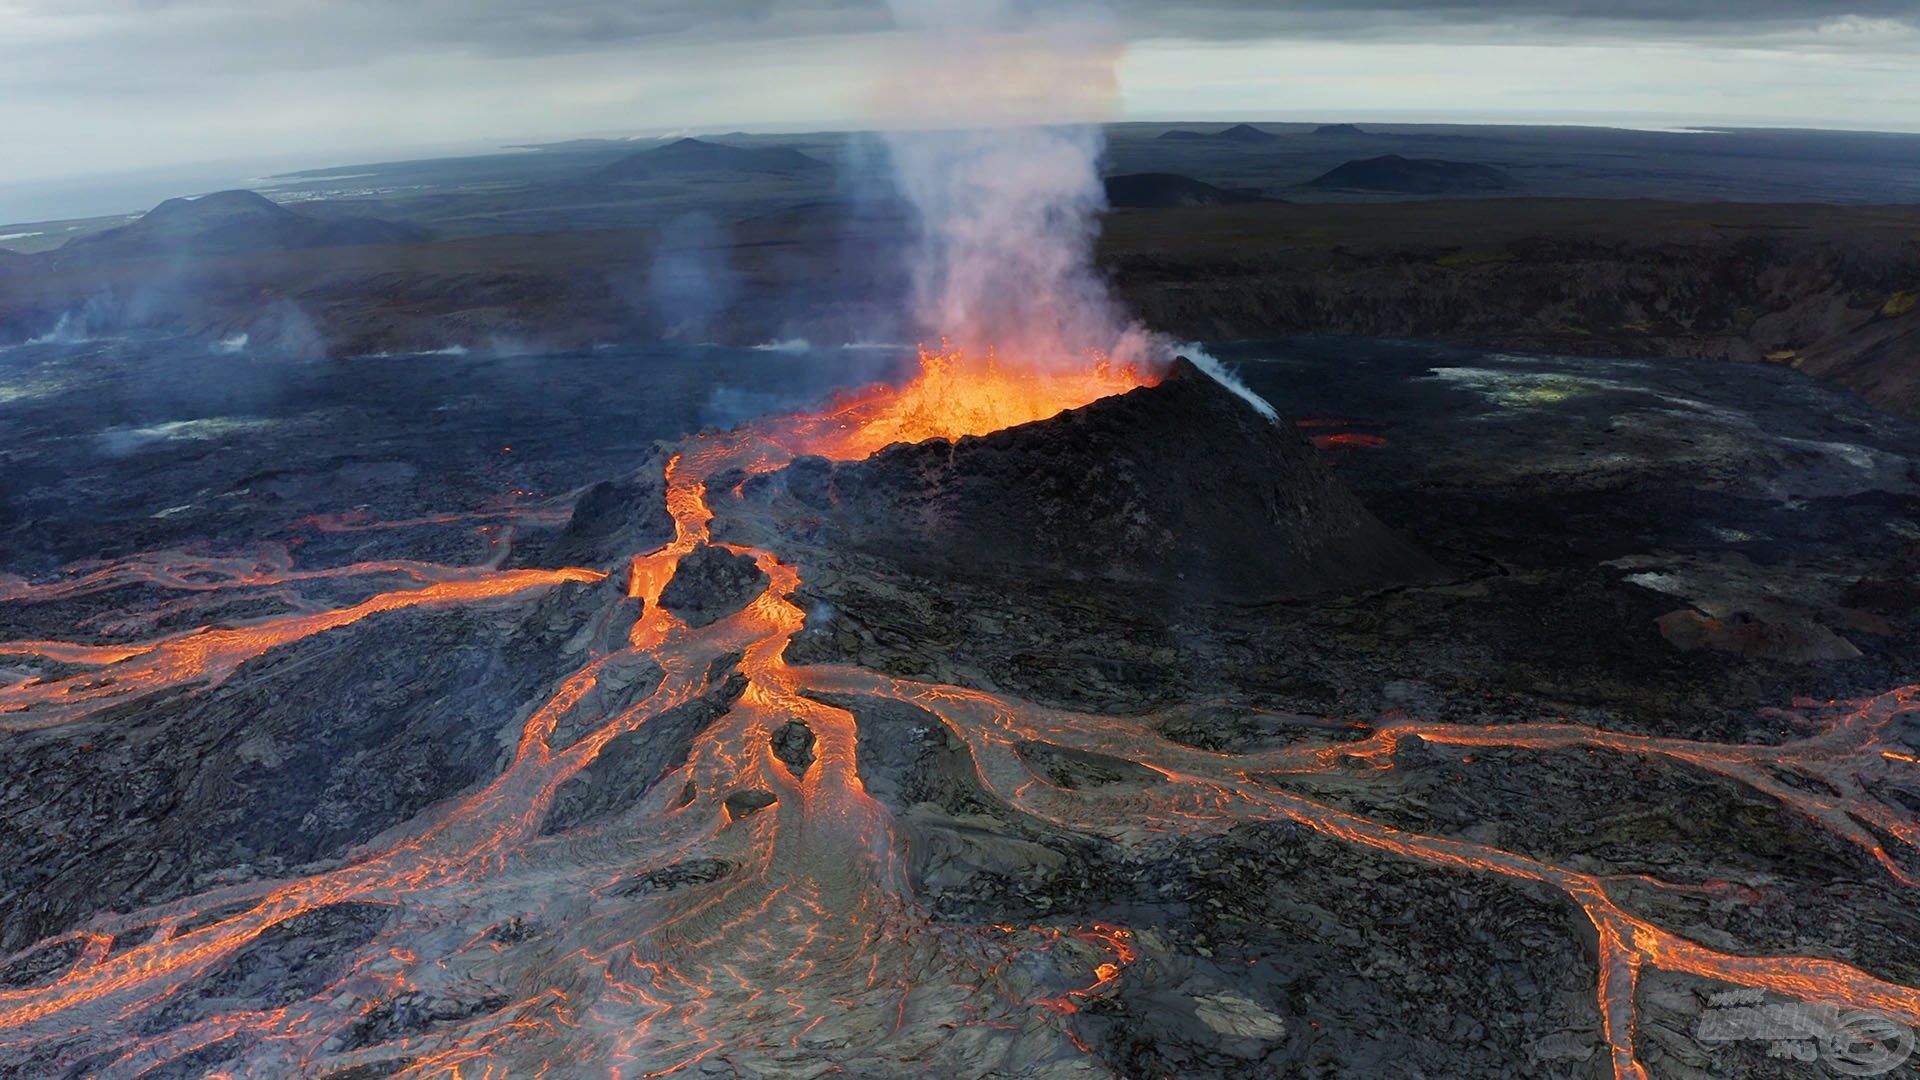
[0,565,604,732]
[786,668,1920,1079]
[791,342,1154,460]
[0,372,1915,1078]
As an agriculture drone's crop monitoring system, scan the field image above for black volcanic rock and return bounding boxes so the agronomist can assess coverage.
[599,138,827,180]
[542,462,676,571]
[0,585,616,953]
[144,902,391,1035]
[1105,173,1266,209]
[64,190,423,256]
[659,544,769,627]
[771,720,817,776]
[1306,155,1516,194]
[725,789,778,820]
[768,359,1440,599]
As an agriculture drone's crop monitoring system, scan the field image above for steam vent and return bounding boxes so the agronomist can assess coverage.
[763,357,1440,597]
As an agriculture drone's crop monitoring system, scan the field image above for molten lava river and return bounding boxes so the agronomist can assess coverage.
[0,346,1915,1079]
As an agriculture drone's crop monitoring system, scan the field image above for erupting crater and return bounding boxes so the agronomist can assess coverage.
[789,342,1158,460]
[750,356,1440,598]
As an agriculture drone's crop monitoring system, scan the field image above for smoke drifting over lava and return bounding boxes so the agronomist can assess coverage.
[792,0,1263,453]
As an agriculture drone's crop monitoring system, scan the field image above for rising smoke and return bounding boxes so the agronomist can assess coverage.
[871,0,1277,420]
[645,212,740,342]
[872,0,1160,369]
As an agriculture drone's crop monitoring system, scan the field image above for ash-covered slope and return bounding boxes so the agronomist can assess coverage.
[763,359,1440,598]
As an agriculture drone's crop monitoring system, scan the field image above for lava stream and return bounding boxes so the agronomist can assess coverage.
[0,566,604,732]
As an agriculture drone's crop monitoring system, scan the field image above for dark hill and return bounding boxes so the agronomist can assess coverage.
[761,359,1440,598]
[63,191,422,257]
[1157,124,1281,144]
[1104,173,1266,209]
[1313,124,1367,136]
[1218,123,1281,143]
[599,138,827,181]
[1306,155,1516,195]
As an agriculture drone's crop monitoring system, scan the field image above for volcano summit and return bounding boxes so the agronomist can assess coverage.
[745,358,1439,598]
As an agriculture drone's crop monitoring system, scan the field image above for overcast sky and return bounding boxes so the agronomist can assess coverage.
[3,0,1917,192]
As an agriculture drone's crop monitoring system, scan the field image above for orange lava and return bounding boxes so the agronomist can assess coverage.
[1296,419,1389,453]
[791,342,1155,460]
[1309,432,1388,451]
[0,565,603,732]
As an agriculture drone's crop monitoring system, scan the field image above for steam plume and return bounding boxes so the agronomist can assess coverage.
[872,2,1158,369]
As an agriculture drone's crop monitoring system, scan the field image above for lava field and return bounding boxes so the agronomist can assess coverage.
[1,336,1917,1079]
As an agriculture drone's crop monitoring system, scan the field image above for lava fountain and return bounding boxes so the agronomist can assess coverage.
[793,341,1157,460]
[798,0,1175,458]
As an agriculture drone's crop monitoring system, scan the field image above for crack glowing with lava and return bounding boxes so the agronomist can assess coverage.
[0,369,1915,1077]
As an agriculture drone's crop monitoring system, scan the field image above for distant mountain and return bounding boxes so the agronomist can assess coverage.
[1156,124,1281,144]
[1104,173,1267,208]
[1218,123,1281,143]
[599,138,828,180]
[1305,155,1517,195]
[1313,124,1367,137]
[508,137,647,152]
[63,191,423,256]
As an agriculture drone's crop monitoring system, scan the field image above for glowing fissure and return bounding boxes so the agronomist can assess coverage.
[0,388,1915,1078]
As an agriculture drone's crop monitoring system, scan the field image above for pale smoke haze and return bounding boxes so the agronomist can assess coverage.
[870,0,1274,417]
[873,1,1161,369]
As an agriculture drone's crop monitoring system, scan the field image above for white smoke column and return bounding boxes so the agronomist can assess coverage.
[1184,345,1280,421]
[872,1,1159,369]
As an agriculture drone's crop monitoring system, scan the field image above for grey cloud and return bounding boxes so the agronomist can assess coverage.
[5,0,1913,89]
[13,0,1918,61]
[1117,1,1920,43]
[1126,0,1917,20]
[436,0,1920,45]
[2,0,1914,189]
